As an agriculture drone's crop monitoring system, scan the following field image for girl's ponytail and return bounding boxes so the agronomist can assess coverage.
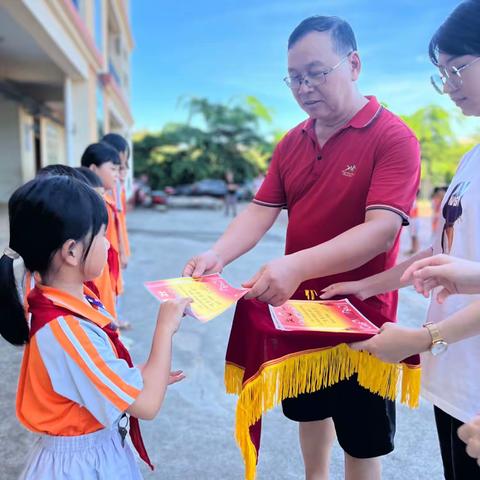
[0,251,29,345]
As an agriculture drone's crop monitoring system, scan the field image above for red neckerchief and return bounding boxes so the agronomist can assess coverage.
[104,194,120,283]
[28,285,154,471]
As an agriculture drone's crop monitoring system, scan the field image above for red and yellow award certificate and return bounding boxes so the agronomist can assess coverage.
[144,274,247,322]
[269,299,379,334]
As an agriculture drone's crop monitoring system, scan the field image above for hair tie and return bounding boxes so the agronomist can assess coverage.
[3,247,20,260]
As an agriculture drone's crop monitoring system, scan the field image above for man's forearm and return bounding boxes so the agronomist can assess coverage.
[212,203,280,266]
[292,219,397,280]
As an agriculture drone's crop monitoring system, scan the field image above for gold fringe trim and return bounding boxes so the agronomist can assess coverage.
[225,343,421,480]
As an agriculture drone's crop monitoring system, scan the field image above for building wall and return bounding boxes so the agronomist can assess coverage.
[40,118,66,167]
[0,0,134,202]
[19,108,35,182]
[0,98,22,203]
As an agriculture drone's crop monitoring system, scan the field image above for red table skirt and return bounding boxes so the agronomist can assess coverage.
[225,298,421,480]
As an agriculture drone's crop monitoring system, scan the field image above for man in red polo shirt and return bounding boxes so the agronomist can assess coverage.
[183,15,420,480]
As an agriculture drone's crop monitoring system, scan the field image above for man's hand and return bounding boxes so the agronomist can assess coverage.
[401,254,480,303]
[243,255,304,306]
[458,415,480,465]
[182,250,224,278]
[350,322,431,364]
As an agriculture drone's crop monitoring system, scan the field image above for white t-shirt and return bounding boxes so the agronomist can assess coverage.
[422,143,480,423]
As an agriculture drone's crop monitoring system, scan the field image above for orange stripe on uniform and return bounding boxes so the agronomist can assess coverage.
[49,316,139,411]
[63,317,140,398]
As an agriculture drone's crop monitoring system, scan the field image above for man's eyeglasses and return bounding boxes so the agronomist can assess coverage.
[431,57,480,94]
[284,51,354,90]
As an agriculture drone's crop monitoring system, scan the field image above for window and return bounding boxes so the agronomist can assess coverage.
[96,81,104,139]
[93,0,103,51]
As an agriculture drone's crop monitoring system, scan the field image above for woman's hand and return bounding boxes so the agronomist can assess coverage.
[401,254,480,303]
[320,279,370,300]
[349,322,431,363]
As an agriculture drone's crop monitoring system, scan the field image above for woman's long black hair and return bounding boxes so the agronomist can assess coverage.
[0,176,108,346]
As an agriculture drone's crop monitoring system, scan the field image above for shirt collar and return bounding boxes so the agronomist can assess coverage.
[301,96,383,135]
[35,284,113,328]
[103,192,116,209]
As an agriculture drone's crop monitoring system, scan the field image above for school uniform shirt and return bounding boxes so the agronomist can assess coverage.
[104,192,124,296]
[119,184,131,258]
[422,143,480,423]
[91,193,121,317]
[17,284,143,436]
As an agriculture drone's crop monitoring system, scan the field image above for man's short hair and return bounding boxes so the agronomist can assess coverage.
[288,16,357,55]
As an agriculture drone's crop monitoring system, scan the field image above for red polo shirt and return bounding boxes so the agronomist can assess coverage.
[254,96,420,323]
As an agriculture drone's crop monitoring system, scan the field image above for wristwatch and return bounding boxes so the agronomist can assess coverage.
[423,322,448,356]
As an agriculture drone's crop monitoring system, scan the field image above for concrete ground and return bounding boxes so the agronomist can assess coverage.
[0,205,444,479]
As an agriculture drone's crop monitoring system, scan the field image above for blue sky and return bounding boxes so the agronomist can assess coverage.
[130,1,474,135]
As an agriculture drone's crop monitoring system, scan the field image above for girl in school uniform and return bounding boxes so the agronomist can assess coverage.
[0,175,189,479]
[102,134,133,329]
[81,142,123,319]
[102,133,132,268]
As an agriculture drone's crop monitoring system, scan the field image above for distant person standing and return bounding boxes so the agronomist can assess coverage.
[224,171,238,217]
[407,191,420,254]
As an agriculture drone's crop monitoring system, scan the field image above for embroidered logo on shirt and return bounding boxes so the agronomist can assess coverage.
[342,164,357,177]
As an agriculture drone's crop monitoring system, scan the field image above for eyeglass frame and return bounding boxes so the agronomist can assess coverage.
[431,56,480,94]
[283,51,355,90]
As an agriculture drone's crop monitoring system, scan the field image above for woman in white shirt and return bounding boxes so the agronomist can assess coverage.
[321,1,480,477]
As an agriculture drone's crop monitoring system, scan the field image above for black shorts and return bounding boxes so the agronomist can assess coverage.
[282,374,395,458]
[434,406,480,480]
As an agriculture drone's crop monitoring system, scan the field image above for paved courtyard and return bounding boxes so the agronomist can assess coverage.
[0,205,444,479]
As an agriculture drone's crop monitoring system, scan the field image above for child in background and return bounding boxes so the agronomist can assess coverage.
[0,176,189,479]
[76,166,105,194]
[102,133,131,269]
[81,143,122,320]
[102,134,132,329]
[37,164,87,182]
[224,170,238,217]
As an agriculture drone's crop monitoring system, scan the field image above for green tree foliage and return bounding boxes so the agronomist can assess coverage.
[133,97,273,189]
[134,99,478,193]
[401,105,476,191]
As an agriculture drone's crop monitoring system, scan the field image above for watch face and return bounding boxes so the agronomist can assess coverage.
[431,341,448,356]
